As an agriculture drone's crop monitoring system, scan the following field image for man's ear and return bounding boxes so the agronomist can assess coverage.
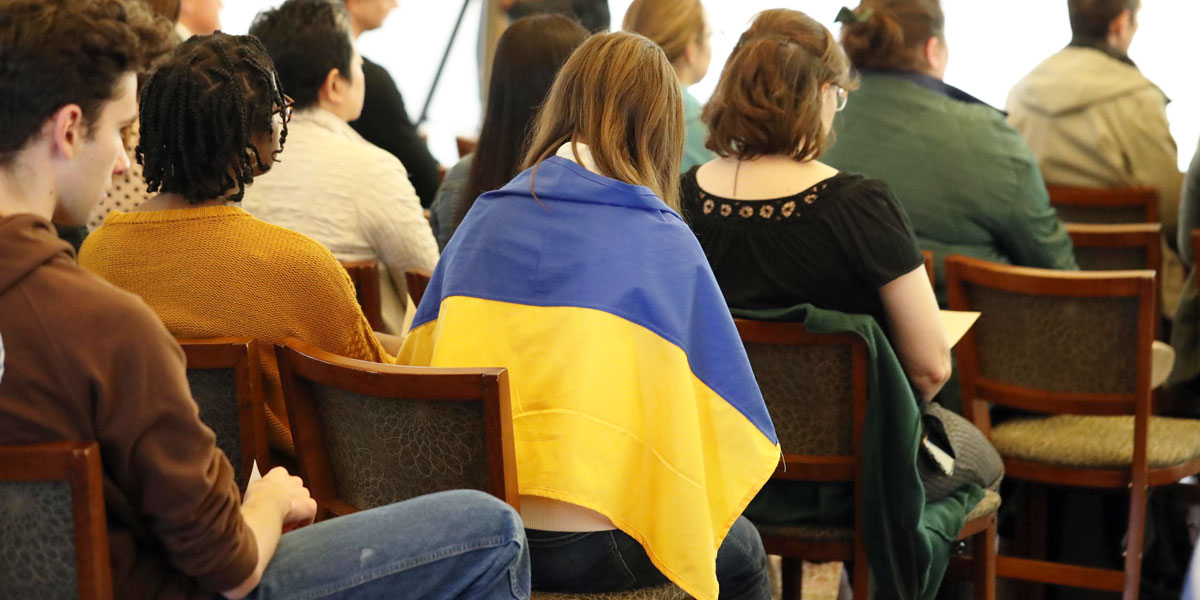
[1110,9,1133,38]
[48,104,86,160]
[319,68,344,106]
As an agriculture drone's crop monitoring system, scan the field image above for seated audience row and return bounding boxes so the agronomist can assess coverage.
[0,1,527,599]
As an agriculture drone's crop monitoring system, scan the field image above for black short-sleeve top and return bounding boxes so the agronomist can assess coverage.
[681,167,924,322]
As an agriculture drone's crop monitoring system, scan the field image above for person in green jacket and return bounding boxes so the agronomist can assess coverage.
[823,0,1077,303]
[623,0,716,173]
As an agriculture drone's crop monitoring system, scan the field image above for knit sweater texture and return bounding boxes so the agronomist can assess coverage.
[80,205,396,453]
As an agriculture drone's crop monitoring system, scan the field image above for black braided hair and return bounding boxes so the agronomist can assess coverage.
[138,32,288,204]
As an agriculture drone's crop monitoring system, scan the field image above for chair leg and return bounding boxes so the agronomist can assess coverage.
[780,556,803,600]
[1123,483,1149,600]
[973,519,997,600]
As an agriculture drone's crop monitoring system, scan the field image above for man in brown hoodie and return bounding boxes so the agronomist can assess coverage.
[0,1,529,599]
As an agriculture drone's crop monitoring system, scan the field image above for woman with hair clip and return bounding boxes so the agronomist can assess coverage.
[430,14,588,250]
[822,0,1076,304]
[402,31,776,600]
[681,3,1001,556]
[80,32,401,457]
[623,0,715,173]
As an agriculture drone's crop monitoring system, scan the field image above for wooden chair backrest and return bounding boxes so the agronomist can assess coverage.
[178,337,268,490]
[456,136,478,159]
[339,260,384,331]
[1047,185,1158,225]
[944,254,1155,435]
[405,268,433,308]
[0,441,111,600]
[275,338,519,520]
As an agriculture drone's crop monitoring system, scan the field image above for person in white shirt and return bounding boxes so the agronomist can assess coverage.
[245,0,438,334]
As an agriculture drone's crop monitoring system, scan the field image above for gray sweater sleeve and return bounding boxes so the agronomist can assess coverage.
[1179,137,1200,266]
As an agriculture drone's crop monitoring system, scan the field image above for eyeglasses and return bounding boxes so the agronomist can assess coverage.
[833,85,849,112]
[274,94,295,124]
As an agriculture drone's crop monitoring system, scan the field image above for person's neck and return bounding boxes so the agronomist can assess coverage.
[0,158,56,220]
[673,63,699,87]
[137,192,231,212]
[314,101,353,124]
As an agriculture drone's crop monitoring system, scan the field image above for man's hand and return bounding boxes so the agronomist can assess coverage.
[244,467,317,532]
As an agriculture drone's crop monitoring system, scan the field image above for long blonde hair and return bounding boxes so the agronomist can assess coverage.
[523,32,685,209]
[622,0,706,65]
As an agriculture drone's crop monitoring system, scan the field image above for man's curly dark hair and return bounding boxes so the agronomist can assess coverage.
[0,0,173,166]
[138,33,288,204]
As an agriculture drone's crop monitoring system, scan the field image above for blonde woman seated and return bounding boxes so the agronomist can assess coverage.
[681,9,1002,517]
[80,34,396,456]
[403,32,776,600]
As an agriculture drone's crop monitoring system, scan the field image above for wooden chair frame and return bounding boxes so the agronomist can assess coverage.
[340,260,384,331]
[0,441,111,600]
[734,319,997,600]
[1047,185,1159,224]
[944,254,1184,600]
[1067,222,1164,322]
[274,338,520,520]
[405,268,433,308]
[456,136,478,159]
[178,337,269,490]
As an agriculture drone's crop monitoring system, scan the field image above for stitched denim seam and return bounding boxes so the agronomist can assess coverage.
[282,535,523,600]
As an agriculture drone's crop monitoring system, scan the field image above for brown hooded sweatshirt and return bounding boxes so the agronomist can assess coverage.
[0,214,256,599]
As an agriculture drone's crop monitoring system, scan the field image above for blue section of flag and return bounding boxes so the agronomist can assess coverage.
[414,157,777,443]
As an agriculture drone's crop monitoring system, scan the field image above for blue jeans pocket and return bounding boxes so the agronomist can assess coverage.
[527,529,639,592]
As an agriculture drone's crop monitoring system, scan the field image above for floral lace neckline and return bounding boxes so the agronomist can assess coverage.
[697,177,839,221]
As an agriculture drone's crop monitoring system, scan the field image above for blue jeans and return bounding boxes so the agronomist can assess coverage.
[245,490,530,600]
[526,516,769,599]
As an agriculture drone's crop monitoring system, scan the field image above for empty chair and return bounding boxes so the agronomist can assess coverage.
[0,441,110,600]
[274,337,519,519]
[339,259,384,331]
[735,317,999,600]
[178,337,269,489]
[1047,185,1158,225]
[946,254,1200,599]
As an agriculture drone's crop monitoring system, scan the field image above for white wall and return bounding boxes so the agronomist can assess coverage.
[223,0,1198,170]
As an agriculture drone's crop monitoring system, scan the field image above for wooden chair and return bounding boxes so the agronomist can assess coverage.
[0,441,111,600]
[735,319,999,600]
[456,135,478,158]
[405,267,433,308]
[339,259,384,331]
[275,338,519,519]
[178,337,269,490]
[1047,185,1158,225]
[945,254,1200,600]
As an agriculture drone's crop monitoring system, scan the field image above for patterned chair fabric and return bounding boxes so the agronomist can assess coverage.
[741,342,853,456]
[0,480,78,599]
[186,368,244,483]
[531,583,690,600]
[313,384,491,510]
[1072,246,1150,272]
[966,285,1139,395]
[991,415,1200,469]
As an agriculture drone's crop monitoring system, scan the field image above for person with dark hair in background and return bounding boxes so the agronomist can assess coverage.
[502,0,609,32]
[430,14,587,250]
[244,0,438,335]
[0,3,530,598]
[823,0,1076,306]
[1008,0,1183,317]
[344,0,443,208]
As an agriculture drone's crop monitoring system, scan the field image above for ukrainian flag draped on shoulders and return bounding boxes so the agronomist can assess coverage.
[400,155,779,600]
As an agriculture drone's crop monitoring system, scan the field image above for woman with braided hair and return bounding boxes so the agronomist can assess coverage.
[81,32,400,457]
